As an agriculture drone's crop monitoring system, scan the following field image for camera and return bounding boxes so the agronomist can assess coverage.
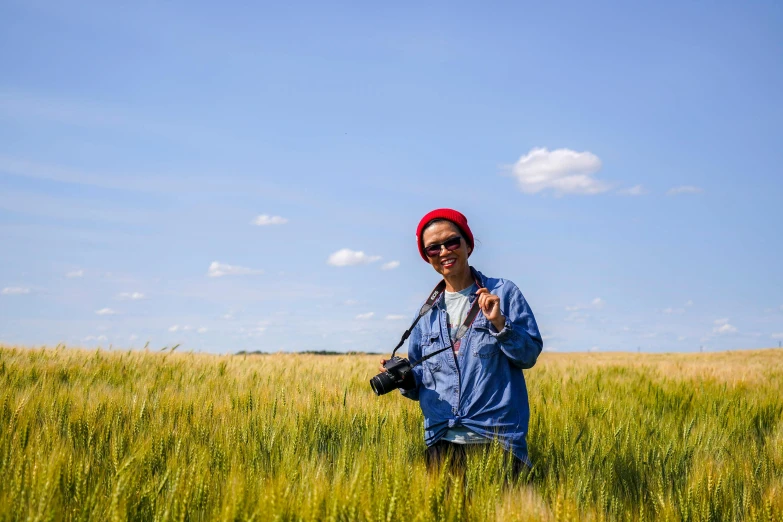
[370,356,415,396]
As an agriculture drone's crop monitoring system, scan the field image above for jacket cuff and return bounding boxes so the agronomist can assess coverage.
[489,320,513,342]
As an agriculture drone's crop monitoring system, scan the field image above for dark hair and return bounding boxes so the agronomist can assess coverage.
[421,219,473,255]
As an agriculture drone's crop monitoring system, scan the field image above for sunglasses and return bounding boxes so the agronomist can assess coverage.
[424,236,462,257]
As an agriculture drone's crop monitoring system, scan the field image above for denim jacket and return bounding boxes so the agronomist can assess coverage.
[401,267,543,464]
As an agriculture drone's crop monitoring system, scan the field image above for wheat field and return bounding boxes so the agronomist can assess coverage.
[1,345,781,521]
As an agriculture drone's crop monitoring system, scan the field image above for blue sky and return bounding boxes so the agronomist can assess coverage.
[1,1,781,353]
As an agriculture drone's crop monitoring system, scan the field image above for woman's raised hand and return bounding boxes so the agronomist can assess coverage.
[476,288,506,332]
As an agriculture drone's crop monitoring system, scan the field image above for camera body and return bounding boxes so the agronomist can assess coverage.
[370,356,415,396]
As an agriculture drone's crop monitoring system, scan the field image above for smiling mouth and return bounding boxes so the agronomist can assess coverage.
[441,258,456,268]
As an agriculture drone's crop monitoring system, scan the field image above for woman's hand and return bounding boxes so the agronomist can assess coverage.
[476,288,506,332]
[378,358,388,373]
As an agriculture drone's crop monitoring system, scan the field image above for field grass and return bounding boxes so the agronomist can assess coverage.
[1,345,782,521]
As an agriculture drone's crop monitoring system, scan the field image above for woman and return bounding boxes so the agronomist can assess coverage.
[380,208,543,472]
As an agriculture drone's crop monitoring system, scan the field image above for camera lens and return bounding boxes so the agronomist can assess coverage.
[370,371,397,396]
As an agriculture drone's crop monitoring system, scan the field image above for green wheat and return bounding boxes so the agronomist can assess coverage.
[0,345,781,521]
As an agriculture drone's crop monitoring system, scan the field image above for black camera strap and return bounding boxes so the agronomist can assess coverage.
[389,268,485,368]
[389,280,446,359]
[410,298,481,368]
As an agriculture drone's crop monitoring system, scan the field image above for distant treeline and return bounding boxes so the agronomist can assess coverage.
[235,350,381,356]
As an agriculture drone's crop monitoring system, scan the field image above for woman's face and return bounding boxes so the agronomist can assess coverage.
[421,221,471,278]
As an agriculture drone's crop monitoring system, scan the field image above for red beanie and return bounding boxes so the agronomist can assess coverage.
[416,208,474,262]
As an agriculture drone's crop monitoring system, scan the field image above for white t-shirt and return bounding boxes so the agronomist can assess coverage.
[444,283,477,354]
[441,283,490,445]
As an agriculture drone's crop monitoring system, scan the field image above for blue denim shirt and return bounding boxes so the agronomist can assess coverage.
[401,268,543,465]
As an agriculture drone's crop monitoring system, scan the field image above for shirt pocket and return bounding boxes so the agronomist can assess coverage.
[471,323,501,359]
[420,331,442,372]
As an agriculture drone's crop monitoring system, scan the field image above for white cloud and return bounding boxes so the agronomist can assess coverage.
[82,335,108,342]
[713,318,737,334]
[2,287,30,295]
[509,147,610,195]
[667,185,703,196]
[355,312,375,320]
[252,214,288,226]
[207,261,263,277]
[677,336,687,341]
[663,307,685,315]
[343,299,359,306]
[385,314,405,320]
[685,300,694,307]
[381,261,400,271]
[771,333,783,340]
[566,298,603,312]
[618,185,648,196]
[117,292,145,300]
[237,326,266,338]
[66,269,84,278]
[327,249,382,267]
[589,346,600,352]
[95,308,117,315]
[714,324,737,334]
[129,334,138,341]
[565,312,589,323]
[168,325,192,332]
[197,327,207,334]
